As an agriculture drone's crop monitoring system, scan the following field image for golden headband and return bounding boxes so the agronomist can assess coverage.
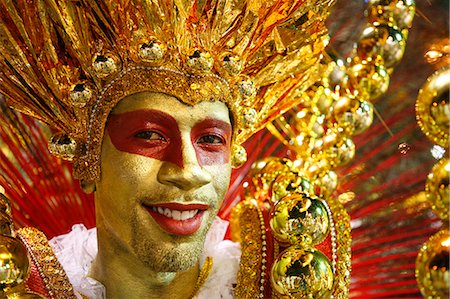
[0,0,335,182]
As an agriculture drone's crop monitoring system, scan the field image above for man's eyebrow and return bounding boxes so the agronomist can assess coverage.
[192,118,232,131]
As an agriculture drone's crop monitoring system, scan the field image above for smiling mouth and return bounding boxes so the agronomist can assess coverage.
[143,203,208,236]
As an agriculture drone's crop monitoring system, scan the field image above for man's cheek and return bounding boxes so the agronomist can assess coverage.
[195,147,231,166]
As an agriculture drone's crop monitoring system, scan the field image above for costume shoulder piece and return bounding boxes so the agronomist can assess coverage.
[17,227,77,299]
[0,192,76,298]
[230,158,351,299]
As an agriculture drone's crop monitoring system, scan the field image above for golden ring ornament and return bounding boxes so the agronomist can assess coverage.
[416,67,450,148]
[416,229,450,299]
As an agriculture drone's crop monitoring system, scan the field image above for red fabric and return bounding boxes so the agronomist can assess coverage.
[25,257,50,298]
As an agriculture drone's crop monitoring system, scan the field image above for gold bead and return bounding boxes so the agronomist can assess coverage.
[333,96,374,135]
[425,159,449,221]
[314,170,338,198]
[231,144,247,168]
[222,54,243,75]
[416,229,450,298]
[241,107,258,128]
[272,174,312,204]
[348,60,390,101]
[69,83,94,108]
[270,246,333,298]
[366,0,416,30]
[0,236,30,291]
[92,53,121,78]
[48,133,77,161]
[138,40,166,62]
[357,24,406,68]
[238,78,257,98]
[270,193,330,246]
[416,67,450,147]
[186,50,214,73]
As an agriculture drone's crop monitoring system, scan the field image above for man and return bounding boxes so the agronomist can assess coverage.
[44,92,240,298]
[0,1,335,298]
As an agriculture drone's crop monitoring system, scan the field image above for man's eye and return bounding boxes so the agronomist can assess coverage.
[197,135,224,144]
[134,131,166,141]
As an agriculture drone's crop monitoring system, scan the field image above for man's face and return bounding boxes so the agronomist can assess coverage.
[95,92,232,272]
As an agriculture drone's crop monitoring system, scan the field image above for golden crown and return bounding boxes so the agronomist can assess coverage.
[0,0,335,182]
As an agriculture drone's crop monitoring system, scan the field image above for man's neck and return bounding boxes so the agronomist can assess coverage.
[90,229,200,299]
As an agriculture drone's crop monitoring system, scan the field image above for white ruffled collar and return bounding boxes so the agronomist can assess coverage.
[49,218,241,299]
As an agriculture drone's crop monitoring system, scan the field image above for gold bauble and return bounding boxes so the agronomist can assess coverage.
[271,246,333,298]
[366,0,416,30]
[272,174,312,204]
[416,229,450,299]
[321,136,355,167]
[425,158,450,221]
[231,144,247,168]
[0,236,30,291]
[314,170,339,198]
[348,61,390,101]
[357,24,406,68]
[416,67,450,148]
[333,96,374,135]
[270,193,330,246]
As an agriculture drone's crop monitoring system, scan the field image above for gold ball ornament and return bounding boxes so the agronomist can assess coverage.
[416,229,450,299]
[69,83,94,108]
[270,246,333,298]
[271,174,312,204]
[425,158,450,221]
[333,95,374,135]
[0,236,30,291]
[314,170,339,198]
[319,131,356,167]
[48,133,77,161]
[366,0,416,30]
[186,50,214,73]
[231,144,247,168]
[92,53,121,78]
[348,60,390,101]
[138,40,166,62]
[270,193,330,246]
[416,67,450,148]
[357,24,406,69]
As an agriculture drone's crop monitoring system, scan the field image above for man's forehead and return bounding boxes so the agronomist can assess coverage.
[111,91,231,124]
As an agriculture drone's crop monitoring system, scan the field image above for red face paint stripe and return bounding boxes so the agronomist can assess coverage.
[191,119,232,166]
[107,109,184,168]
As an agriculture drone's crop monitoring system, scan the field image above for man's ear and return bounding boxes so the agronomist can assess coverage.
[80,180,96,194]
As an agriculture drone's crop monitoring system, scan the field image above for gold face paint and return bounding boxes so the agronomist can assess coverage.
[95,92,232,272]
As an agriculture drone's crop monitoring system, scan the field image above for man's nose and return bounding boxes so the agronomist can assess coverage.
[157,142,212,191]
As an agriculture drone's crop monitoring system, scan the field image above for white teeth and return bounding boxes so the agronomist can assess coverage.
[172,210,181,221]
[151,207,199,221]
[164,208,171,218]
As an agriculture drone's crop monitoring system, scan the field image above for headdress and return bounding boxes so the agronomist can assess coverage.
[0,0,334,183]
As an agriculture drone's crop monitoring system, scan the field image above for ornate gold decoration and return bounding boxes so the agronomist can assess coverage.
[16,228,76,299]
[270,246,333,298]
[231,199,265,299]
[189,256,213,299]
[231,157,351,298]
[416,229,450,299]
[270,193,330,246]
[416,66,450,148]
[0,0,335,182]
[425,158,450,221]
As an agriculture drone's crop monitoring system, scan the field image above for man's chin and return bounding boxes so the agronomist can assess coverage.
[134,237,204,272]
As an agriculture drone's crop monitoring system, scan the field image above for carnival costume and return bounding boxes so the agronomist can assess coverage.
[0,0,441,299]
